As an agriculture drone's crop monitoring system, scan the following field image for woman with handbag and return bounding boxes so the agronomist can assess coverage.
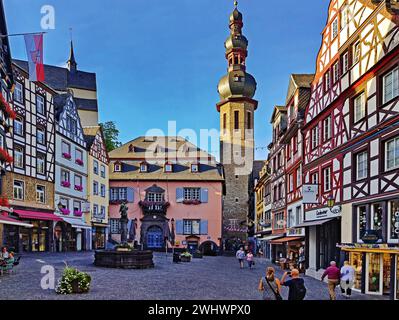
[258,267,283,300]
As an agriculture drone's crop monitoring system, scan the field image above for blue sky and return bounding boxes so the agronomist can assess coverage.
[4,0,329,160]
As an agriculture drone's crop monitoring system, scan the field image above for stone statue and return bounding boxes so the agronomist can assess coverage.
[119,202,129,244]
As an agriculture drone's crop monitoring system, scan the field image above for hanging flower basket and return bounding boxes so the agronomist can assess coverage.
[0,147,13,164]
[0,94,16,120]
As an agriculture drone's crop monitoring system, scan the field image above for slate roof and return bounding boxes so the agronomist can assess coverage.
[109,136,224,182]
[285,74,314,105]
[83,126,100,149]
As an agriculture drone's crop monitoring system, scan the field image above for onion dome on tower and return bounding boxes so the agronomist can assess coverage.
[217,1,257,101]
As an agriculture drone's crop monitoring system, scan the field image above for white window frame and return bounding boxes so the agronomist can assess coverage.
[323,116,331,141]
[353,41,361,64]
[74,174,82,188]
[37,154,45,175]
[388,200,399,243]
[325,71,331,91]
[114,163,121,172]
[385,136,399,171]
[312,126,319,150]
[14,146,24,168]
[332,18,338,39]
[14,117,23,136]
[36,185,45,204]
[110,219,120,234]
[342,52,349,74]
[93,181,99,195]
[183,219,200,235]
[356,151,368,180]
[93,160,99,174]
[323,167,332,192]
[382,67,399,104]
[61,141,71,157]
[36,95,45,115]
[100,184,106,197]
[14,82,23,103]
[100,165,106,178]
[354,92,366,123]
[164,163,173,172]
[140,163,147,172]
[288,174,294,193]
[296,167,301,188]
[191,163,199,173]
[37,127,45,145]
[13,180,24,200]
[75,148,83,162]
[333,62,340,83]
[341,5,349,30]
[356,205,367,243]
[147,192,163,202]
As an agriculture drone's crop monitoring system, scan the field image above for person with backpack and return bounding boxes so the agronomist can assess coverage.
[281,268,306,300]
[258,267,282,300]
[321,261,341,300]
[236,247,246,269]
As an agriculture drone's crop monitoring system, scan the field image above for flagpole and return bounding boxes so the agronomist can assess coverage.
[0,32,47,38]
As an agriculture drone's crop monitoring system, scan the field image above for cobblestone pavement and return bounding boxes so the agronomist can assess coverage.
[0,252,388,300]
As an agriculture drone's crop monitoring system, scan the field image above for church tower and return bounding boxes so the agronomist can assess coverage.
[217,1,258,248]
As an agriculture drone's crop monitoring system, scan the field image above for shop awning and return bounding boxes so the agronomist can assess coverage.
[14,209,63,222]
[0,214,33,228]
[339,246,399,254]
[270,236,304,244]
[61,217,92,230]
[92,222,108,228]
[294,218,335,228]
[258,234,284,241]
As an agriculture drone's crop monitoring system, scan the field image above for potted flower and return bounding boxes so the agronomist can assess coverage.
[56,266,91,294]
[61,181,71,188]
[62,152,72,160]
[180,251,192,262]
[0,197,10,208]
[60,208,70,215]
[74,185,83,191]
[75,158,84,166]
[73,210,83,217]
[0,94,16,120]
[0,147,13,164]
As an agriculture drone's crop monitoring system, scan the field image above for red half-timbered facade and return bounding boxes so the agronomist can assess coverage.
[302,0,399,298]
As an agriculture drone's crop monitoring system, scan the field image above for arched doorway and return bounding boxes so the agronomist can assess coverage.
[199,241,219,256]
[146,226,164,249]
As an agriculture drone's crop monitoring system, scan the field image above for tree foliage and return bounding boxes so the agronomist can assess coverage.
[100,121,122,152]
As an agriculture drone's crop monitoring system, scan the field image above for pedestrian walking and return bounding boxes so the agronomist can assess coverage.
[321,261,341,300]
[246,251,254,269]
[258,267,282,300]
[280,269,306,300]
[236,247,246,269]
[340,261,355,299]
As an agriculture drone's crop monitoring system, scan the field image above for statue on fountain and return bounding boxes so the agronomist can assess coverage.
[119,201,129,245]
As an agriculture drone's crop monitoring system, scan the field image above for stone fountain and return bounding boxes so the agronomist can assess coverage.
[94,202,154,269]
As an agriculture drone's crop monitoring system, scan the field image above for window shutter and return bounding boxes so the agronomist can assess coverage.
[176,188,184,203]
[200,188,208,203]
[200,220,208,235]
[127,187,134,203]
[176,220,183,234]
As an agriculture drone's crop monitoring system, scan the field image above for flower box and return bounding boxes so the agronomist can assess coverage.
[0,94,16,120]
[73,211,83,217]
[0,147,13,164]
[60,208,70,215]
[61,181,71,188]
[74,185,83,192]
[62,153,71,160]
[75,159,84,166]
[183,200,201,205]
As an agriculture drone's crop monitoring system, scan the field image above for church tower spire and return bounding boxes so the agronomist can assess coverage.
[217,1,258,247]
[67,40,77,72]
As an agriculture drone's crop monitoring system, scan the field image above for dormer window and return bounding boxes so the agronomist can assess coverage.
[191,163,199,173]
[114,162,122,172]
[128,144,135,153]
[164,162,173,173]
[140,162,148,173]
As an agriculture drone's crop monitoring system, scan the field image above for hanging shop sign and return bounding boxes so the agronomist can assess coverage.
[305,205,342,221]
[361,230,381,244]
[302,184,319,204]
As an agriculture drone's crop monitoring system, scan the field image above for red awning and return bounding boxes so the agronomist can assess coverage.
[270,236,304,244]
[0,214,33,228]
[13,209,62,222]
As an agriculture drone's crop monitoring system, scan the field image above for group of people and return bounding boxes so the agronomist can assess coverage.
[236,247,255,269]
[321,260,355,300]
[0,246,15,269]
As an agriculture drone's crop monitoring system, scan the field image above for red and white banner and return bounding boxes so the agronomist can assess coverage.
[24,33,45,82]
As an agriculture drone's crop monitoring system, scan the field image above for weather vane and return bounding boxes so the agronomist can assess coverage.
[234,1,238,8]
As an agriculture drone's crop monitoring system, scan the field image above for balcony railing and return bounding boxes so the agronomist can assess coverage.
[139,200,170,214]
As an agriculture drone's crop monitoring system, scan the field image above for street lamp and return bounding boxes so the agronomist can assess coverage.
[327,195,335,209]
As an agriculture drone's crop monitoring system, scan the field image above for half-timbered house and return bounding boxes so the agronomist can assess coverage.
[302,0,399,299]
[54,93,90,252]
[268,106,288,261]
[1,62,59,253]
[83,126,109,250]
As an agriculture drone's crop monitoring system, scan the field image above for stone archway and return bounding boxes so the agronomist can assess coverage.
[199,241,219,256]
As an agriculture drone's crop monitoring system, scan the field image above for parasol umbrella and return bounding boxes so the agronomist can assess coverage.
[128,218,137,242]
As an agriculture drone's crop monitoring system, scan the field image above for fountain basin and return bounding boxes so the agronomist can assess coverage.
[94,250,154,269]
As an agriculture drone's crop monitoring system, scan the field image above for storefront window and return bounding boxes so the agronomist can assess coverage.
[350,252,363,290]
[368,253,381,293]
[372,204,383,240]
[383,254,391,295]
[389,200,399,242]
[357,206,367,242]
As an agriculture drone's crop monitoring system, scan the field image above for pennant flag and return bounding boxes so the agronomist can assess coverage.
[24,33,45,82]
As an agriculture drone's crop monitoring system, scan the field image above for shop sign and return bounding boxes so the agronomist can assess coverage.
[305,205,342,221]
[302,184,319,204]
[361,230,381,244]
